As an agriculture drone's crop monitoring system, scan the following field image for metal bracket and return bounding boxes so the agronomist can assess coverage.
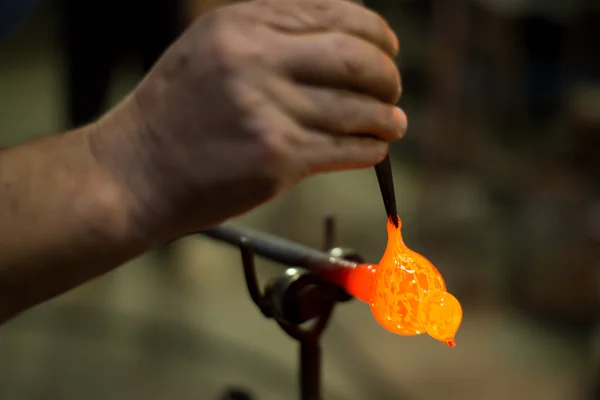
[218,216,364,400]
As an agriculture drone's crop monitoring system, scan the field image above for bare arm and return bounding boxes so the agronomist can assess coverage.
[0,118,145,323]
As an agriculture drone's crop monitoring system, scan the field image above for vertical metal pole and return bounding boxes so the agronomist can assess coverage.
[300,339,321,400]
[323,215,336,252]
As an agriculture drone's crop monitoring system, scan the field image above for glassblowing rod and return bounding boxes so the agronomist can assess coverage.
[200,224,358,275]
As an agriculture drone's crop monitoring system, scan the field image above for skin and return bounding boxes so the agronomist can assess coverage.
[0,0,407,324]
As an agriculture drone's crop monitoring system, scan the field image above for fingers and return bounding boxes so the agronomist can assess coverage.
[276,32,401,104]
[264,79,407,141]
[302,132,390,173]
[298,86,407,140]
[253,0,399,57]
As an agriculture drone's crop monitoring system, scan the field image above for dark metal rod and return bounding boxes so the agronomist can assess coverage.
[201,224,358,274]
[240,238,267,314]
[300,341,321,400]
[323,215,335,252]
[374,154,399,227]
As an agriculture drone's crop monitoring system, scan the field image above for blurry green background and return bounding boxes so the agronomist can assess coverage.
[0,0,599,399]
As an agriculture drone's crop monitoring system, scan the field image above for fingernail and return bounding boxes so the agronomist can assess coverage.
[395,106,408,137]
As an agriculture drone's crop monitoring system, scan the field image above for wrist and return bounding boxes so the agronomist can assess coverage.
[87,96,169,249]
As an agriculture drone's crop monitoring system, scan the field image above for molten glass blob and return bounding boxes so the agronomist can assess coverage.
[340,216,462,346]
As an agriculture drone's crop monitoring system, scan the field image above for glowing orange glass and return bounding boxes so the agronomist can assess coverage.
[340,216,462,346]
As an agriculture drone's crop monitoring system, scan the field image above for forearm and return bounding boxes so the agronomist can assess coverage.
[0,121,148,323]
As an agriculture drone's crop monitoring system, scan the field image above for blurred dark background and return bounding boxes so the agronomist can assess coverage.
[0,0,599,399]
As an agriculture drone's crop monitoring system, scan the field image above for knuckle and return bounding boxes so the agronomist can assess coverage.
[257,136,293,187]
[247,0,347,40]
[241,126,291,193]
[333,35,364,77]
[361,139,388,161]
[305,0,342,27]
[209,9,269,70]
[207,13,238,67]
[335,91,381,131]
[255,0,285,11]
[259,131,287,162]
[336,97,362,130]
[248,115,292,173]
[273,0,341,29]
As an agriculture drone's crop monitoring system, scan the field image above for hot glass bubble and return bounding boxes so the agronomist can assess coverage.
[420,290,462,346]
[340,216,463,346]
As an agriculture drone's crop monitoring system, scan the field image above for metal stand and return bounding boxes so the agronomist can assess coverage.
[218,216,364,400]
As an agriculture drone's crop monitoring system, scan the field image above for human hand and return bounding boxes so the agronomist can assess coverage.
[94,0,407,242]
